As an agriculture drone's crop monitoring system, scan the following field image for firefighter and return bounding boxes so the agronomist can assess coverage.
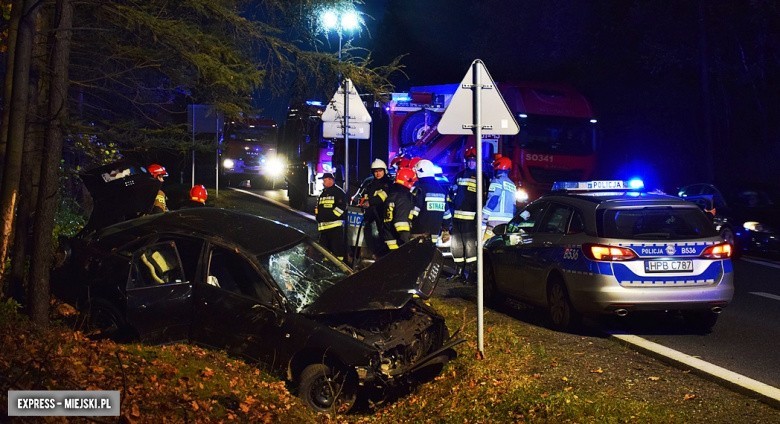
[482,156,517,239]
[148,163,169,213]
[410,159,451,243]
[184,185,208,208]
[315,173,347,261]
[449,147,488,283]
[380,167,416,252]
[354,158,392,257]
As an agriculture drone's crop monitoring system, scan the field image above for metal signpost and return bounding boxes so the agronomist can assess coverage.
[437,60,519,357]
[322,78,372,194]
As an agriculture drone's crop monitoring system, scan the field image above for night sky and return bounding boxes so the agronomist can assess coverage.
[300,1,780,191]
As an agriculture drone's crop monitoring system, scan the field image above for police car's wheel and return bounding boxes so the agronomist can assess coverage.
[298,364,356,413]
[547,277,581,331]
[682,310,719,334]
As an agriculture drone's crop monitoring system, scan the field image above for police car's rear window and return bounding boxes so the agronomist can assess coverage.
[599,207,717,240]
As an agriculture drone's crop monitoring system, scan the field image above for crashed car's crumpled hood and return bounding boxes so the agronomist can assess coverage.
[303,237,443,315]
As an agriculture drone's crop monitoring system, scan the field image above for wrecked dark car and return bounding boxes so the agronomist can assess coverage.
[53,163,460,413]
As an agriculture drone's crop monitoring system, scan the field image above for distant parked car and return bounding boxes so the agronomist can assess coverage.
[483,180,734,332]
[678,183,780,258]
[53,161,461,413]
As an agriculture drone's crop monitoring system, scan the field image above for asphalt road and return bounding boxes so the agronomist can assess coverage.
[600,257,780,389]
[233,187,780,404]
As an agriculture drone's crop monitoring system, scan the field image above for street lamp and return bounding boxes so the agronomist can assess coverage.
[320,6,361,193]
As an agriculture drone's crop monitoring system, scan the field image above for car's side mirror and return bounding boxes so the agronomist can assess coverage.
[493,224,507,236]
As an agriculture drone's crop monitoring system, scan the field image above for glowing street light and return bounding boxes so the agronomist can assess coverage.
[320,8,361,63]
[319,6,362,193]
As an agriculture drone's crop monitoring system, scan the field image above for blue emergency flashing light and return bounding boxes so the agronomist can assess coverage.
[551,180,645,192]
[306,100,323,107]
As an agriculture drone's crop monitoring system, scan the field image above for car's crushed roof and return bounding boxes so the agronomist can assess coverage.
[94,207,307,256]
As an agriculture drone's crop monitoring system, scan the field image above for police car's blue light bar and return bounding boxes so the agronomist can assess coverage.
[551,180,645,192]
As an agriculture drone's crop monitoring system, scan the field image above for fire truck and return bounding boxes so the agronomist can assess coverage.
[386,81,598,201]
[220,116,285,187]
[282,81,597,209]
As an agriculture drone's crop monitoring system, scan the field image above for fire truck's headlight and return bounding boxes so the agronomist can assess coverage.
[515,188,529,203]
[223,159,235,169]
[264,157,286,177]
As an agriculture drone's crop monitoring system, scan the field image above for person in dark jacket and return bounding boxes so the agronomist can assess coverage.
[353,158,392,257]
[315,173,347,261]
[380,167,416,253]
[410,159,451,243]
[182,185,208,208]
[449,147,488,283]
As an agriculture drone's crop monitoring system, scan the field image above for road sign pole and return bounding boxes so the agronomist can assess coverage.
[344,79,350,194]
[473,62,486,359]
[436,59,520,359]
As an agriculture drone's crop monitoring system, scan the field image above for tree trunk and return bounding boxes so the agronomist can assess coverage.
[28,0,73,325]
[0,0,23,175]
[9,9,48,302]
[0,0,41,294]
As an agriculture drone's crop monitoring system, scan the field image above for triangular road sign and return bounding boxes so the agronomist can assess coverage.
[437,60,519,135]
[321,78,372,123]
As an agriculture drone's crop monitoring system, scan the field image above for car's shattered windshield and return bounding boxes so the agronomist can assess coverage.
[260,241,350,312]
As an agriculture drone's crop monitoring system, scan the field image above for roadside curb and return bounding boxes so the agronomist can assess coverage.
[609,332,780,409]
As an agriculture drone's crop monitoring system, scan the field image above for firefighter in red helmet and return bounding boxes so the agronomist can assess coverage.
[483,156,516,239]
[184,185,208,208]
[148,163,169,213]
[448,147,488,283]
[379,167,417,253]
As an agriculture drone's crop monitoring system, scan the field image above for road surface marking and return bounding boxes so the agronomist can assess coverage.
[609,332,780,408]
[741,257,780,269]
[749,291,780,301]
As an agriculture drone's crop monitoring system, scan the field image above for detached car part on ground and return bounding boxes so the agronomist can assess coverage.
[483,181,734,333]
[54,163,461,413]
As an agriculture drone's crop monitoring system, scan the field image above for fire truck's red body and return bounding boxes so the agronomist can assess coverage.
[385,81,598,200]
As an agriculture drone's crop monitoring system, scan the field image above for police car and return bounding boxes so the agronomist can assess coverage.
[483,180,734,332]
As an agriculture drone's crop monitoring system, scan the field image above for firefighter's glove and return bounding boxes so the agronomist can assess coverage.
[440,229,451,243]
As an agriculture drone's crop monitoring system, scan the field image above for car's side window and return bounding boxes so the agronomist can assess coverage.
[206,247,275,304]
[538,204,573,234]
[130,242,186,288]
[507,202,548,234]
[567,210,585,234]
[155,236,203,283]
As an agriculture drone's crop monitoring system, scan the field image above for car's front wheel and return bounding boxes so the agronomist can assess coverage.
[80,299,128,341]
[298,364,356,413]
[547,276,581,331]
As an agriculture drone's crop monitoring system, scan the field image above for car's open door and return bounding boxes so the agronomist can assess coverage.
[126,241,194,343]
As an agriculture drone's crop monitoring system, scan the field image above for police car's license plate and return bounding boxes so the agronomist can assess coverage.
[645,260,694,273]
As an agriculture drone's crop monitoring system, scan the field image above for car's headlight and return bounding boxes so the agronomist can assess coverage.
[222,159,235,169]
[263,157,286,177]
[743,221,773,233]
[742,221,774,233]
[515,188,529,203]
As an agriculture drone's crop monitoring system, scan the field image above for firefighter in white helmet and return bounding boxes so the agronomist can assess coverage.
[353,158,392,257]
[410,159,451,243]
